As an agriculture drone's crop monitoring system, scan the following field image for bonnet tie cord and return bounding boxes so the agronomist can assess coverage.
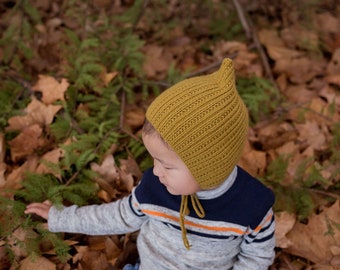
[179,194,206,250]
[190,193,205,218]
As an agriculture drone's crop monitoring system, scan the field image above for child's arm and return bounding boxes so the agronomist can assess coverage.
[24,192,146,236]
[25,201,52,220]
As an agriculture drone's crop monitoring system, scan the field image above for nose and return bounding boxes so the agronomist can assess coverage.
[153,160,162,177]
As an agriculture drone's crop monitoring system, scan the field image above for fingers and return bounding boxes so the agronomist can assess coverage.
[25,201,52,220]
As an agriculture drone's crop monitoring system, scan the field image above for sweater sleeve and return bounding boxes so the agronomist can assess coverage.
[48,192,147,235]
[233,208,276,270]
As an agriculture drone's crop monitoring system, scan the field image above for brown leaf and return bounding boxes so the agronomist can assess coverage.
[80,250,109,270]
[280,26,319,51]
[8,227,29,260]
[282,84,317,104]
[8,125,43,162]
[316,12,340,52]
[256,121,298,150]
[105,237,122,261]
[119,156,142,181]
[325,73,340,87]
[20,256,56,270]
[6,98,62,131]
[124,106,145,129]
[142,44,172,79]
[274,57,325,84]
[258,29,285,47]
[1,157,38,197]
[100,70,119,86]
[266,46,303,61]
[286,200,340,264]
[327,48,340,75]
[239,140,266,177]
[0,246,11,270]
[118,168,134,193]
[36,148,64,178]
[91,154,119,182]
[32,75,69,105]
[117,155,142,193]
[295,120,327,151]
[275,211,296,249]
[0,134,6,187]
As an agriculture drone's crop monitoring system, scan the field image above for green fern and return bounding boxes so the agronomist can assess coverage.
[236,76,279,123]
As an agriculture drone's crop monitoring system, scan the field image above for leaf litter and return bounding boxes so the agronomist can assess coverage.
[0,0,340,269]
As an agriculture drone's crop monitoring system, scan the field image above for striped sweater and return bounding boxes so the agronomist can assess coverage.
[48,166,275,269]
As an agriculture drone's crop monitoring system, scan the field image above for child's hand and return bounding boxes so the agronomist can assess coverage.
[25,200,52,220]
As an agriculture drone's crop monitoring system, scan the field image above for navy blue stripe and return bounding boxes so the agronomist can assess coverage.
[247,215,275,240]
[246,231,275,244]
[128,195,145,217]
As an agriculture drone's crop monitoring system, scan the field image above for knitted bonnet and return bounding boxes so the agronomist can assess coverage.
[146,58,249,189]
[145,58,249,249]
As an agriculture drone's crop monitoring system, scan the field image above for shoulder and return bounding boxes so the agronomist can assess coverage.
[235,166,275,206]
[202,167,275,228]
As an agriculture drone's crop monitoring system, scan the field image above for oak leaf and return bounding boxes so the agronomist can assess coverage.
[275,211,296,248]
[32,75,68,105]
[20,256,56,270]
[1,157,38,197]
[36,148,65,178]
[6,97,62,131]
[8,125,43,162]
[285,200,340,264]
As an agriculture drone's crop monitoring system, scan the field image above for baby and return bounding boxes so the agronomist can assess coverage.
[26,58,275,270]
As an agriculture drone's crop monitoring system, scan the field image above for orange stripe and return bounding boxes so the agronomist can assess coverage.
[254,213,273,232]
[142,209,246,235]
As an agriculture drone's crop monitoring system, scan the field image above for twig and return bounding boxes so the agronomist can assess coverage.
[132,0,149,31]
[119,90,126,130]
[307,188,340,200]
[232,0,251,39]
[65,126,120,186]
[185,45,256,79]
[281,254,295,270]
[231,0,279,92]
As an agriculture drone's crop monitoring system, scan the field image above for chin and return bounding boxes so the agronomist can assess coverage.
[166,187,180,195]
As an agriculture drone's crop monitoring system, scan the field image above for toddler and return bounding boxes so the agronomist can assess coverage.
[25,58,275,269]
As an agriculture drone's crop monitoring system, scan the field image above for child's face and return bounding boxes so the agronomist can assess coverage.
[142,132,201,195]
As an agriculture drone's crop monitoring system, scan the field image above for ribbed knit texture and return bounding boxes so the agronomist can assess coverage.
[146,58,249,189]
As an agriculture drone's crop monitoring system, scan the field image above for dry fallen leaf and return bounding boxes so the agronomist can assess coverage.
[295,120,327,151]
[258,29,285,47]
[36,148,65,178]
[32,75,69,105]
[124,106,145,129]
[275,211,296,249]
[0,134,6,187]
[100,70,119,86]
[6,97,62,131]
[286,200,340,264]
[91,154,121,200]
[1,157,39,197]
[239,140,266,177]
[142,44,172,79]
[327,48,340,75]
[20,256,56,270]
[8,124,43,162]
[91,154,119,182]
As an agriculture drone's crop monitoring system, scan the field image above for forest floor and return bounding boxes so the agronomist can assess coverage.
[1,0,340,269]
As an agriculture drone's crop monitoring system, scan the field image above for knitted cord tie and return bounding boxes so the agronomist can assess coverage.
[179,194,206,250]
